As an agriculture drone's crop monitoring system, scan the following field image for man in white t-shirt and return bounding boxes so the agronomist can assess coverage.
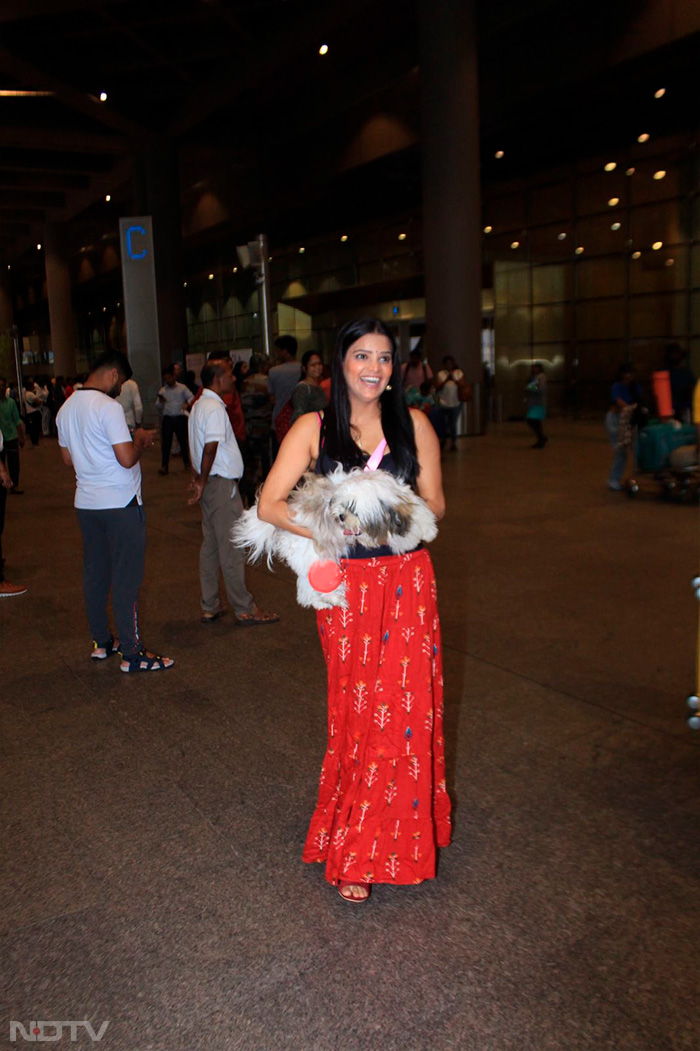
[57,350,173,672]
[157,365,191,475]
[188,357,279,627]
[116,376,143,434]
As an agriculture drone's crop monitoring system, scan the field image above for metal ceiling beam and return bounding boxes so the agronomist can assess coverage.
[0,126,128,155]
[0,45,150,139]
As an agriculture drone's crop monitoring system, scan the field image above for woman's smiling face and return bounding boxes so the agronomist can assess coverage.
[342,333,393,404]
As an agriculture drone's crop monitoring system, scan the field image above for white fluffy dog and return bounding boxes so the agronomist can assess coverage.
[232,467,438,609]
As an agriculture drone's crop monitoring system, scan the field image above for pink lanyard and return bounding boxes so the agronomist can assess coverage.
[364,439,387,471]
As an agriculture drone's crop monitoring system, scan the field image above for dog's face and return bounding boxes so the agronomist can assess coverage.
[328,492,414,543]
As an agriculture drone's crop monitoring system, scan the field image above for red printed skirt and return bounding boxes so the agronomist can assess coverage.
[303,548,451,885]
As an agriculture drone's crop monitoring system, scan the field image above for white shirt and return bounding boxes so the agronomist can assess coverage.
[158,382,191,416]
[57,389,142,509]
[188,388,243,482]
[116,378,143,429]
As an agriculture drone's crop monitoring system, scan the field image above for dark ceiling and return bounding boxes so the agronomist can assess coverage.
[0,0,698,275]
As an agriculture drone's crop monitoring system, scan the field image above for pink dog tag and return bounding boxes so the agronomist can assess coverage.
[308,560,343,593]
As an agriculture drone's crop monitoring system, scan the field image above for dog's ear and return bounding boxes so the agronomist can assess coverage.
[384,500,413,537]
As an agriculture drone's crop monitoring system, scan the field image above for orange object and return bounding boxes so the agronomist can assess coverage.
[652,370,673,417]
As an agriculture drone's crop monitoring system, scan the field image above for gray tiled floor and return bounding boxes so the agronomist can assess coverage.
[1,421,698,1051]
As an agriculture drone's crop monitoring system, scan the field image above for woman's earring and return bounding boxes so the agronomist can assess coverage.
[385,383,392,390]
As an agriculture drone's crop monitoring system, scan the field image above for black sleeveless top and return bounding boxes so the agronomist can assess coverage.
[314,443,408,560]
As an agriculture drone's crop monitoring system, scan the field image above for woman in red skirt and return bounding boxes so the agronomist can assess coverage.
[258,317,451,902]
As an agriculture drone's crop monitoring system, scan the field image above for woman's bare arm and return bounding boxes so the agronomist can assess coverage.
[410,408,446,520]
[257,413,321,538]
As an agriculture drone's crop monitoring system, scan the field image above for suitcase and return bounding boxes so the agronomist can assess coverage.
[636,423,697,472]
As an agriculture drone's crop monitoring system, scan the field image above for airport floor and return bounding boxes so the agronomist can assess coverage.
[1,419,698,1051]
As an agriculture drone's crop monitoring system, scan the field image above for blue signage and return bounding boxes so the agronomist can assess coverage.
[125,224,148,260]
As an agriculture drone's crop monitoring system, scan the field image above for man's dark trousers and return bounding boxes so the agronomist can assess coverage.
[161,415,190,471]
[1,439,20,488]
[76,499,145,657]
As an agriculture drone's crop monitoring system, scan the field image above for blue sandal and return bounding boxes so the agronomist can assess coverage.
[91,636,120,660]
[119,648,174,673]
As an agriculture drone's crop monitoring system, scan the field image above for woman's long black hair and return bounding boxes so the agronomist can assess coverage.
[321,316,419,483]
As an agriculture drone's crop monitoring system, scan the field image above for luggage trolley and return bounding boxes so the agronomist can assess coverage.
[627,421,699,502]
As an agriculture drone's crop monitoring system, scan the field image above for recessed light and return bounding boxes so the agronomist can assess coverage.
[632,251,641,259]
[653,170,666,180]
[637,133,650,143]
[232,266,238,273]
[626,167,636,176]
[319,44,329,55]
[510,241,519,249]
[652,241,663,250]
[99,91,108,102]
[494,150,504,159]
[608,197,619,207]
[557,232,567,241]
[183,281,187,287]
[7,264,10,270]
[340,234,348,242]
[102,306,106,312]
[611,222,621,231]
[654,88,666,99]
[483,225,492,234]
[575,246,584,255]
[604,162,617,172]
[105,194,111,202]
[665,258,674,267]
[299,246,305,253]
[208,273,214,279]
[36,243,42,250]
[398,233,407,241]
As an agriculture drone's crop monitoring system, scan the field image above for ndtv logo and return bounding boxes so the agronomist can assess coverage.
[10,1021,109,1042]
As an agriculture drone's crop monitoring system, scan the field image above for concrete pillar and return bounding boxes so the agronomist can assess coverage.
[419,0,482,431]
[133,139,187,367]
[43,223,77,377]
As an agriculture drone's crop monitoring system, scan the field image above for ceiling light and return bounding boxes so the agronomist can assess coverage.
[6,264,10,270]
[637,133,650,143]
[105,194,111,202]
[653,170,666,180]
[398,233,407,241]
[340,234,348,242]
[608,197,619,207]
[654,88,666,99]
[102,306,106,312]
[494,150,504,159]
[557,232,567,241]
[611,222,621,231]
[604,162,617,172]
[183,281,187,287]
[626,167,636,176]
[318,44,329,55]
[575,246,584,255]
[298,246,306,253]
[99,91,108,102]
[36,243,42,250]
[510,241,519,249]
[632,251,641,259]
[208,272,214,279]
[483,225,492,234]
[232,266,238,273]
[665,258,674,267]
[652,241,663,250]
